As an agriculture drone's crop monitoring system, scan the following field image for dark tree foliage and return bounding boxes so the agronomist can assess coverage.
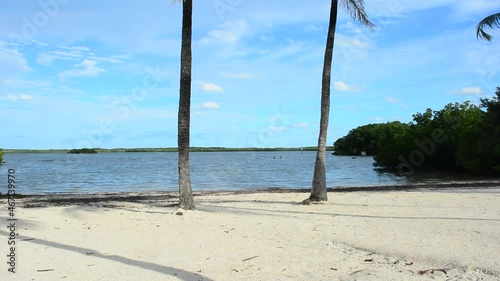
[67,148,98,154]
[399,101,486,171]
[334,89,500,175]
[333,122,410,156]
[0,148,3,163]
[478,87,500,172]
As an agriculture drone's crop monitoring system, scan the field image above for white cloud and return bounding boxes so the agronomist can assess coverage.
[293,122,308,128]
[449,87,484,96]
[338,22,362,34]
[2,94,17,101]
[58,59,105,81]
[109,54,132,60]
[270,126,287,132]
[37,46,128,65]
[200,81,224,92]
[1,94,33,101]
[392,116,405,122]
[365,0,500,25]
[200,20,248,44]
[370,116,384,122]
[0,45,31,75]
[220,72,254,79]
[19,94,32,100]
[260,35,273,42]
[348,39,371,49]
[385,97,401,103]
[127,108,176,121]
[337,34,371,49]
[61,46,90,52]
[0,79,50,88]
[265,40,307,61]
[451,1,500,19]
[89,56,125,64]
[305,24,323,32]
[333,81,362,92]
[37,46,89,65]
[197,102,220,109]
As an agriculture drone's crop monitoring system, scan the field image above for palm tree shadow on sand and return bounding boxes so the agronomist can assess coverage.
[0,230,214,281]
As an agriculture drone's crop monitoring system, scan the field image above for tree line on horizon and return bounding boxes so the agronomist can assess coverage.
[333,88,500,175]
[0,146,332,154]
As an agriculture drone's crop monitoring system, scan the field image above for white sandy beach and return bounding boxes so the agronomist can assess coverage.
[1,189,500,280]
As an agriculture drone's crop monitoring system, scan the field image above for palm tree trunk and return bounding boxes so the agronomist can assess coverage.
[178,0,194,210]
[308,0,339,203]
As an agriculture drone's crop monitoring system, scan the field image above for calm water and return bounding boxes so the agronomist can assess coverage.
[0,152,486,194]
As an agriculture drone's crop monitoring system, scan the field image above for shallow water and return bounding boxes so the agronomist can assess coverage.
[0,151,488,194]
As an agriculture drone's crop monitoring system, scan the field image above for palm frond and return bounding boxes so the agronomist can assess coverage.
[476,12,500,41]
[341,0,375,30]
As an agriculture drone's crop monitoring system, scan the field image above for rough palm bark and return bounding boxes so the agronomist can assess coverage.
[303,0,374,204]
[476,12,500,41]
[178,0,194,209]
[304,0,338,204]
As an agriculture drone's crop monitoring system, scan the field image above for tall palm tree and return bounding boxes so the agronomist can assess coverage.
[477,12,500,41]
[177,0,195,209]
[303,0,374,204]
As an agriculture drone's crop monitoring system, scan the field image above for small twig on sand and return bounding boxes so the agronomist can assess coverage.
[417,269,447,275]
[242,255,259,262]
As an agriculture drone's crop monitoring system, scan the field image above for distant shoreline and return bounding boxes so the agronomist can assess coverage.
[2,146,333,154]
[4,180,499,208]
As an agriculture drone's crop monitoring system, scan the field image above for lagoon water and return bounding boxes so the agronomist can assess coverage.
[0,151,485,194]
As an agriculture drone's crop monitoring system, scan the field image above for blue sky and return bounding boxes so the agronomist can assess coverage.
[1,0,499,149]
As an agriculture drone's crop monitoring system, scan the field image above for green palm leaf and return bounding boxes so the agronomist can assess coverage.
[477,12,500,41]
